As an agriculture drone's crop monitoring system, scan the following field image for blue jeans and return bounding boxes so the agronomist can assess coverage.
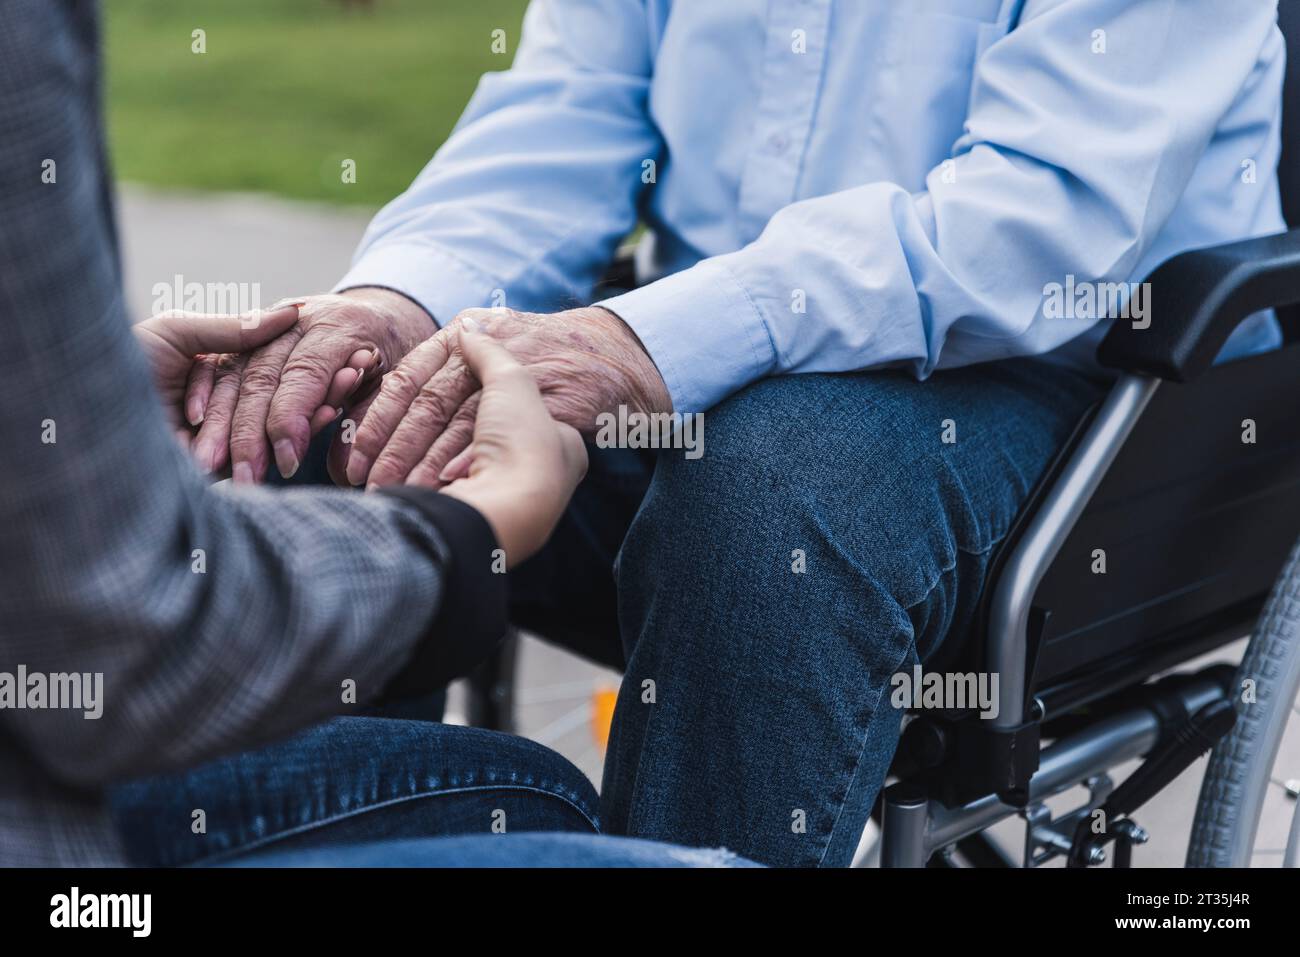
[512,359,1107,866]
[236,833,759,868]
[110,718,600,866]
[111,718,755,866]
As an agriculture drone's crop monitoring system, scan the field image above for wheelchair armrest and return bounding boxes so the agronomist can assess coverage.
[1097,228,1300,382]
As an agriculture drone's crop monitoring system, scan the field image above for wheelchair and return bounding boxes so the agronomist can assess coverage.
[469,5,1300,868]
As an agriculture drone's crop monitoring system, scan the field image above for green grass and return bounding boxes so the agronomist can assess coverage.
[104,0,529,206]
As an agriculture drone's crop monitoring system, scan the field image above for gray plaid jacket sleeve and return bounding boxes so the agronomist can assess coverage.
[0,0,502,789]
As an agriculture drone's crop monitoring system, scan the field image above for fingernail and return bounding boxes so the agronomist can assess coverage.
[273,440,300,479]
[345,452,370,487]
[232,462,255,485]
[460,315,480,335]
[186,397,205,427]
[245,299,305,329]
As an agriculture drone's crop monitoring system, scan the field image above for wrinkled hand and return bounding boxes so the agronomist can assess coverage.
[181,288,434,481]
[338,305,670,489]
[133,303,301,458]
[439,317,588,566]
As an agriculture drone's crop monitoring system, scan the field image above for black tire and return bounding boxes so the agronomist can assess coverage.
[1188,537,1300,866]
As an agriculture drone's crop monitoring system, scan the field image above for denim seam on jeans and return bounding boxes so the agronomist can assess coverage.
[815,522,1010,865]
[190,783,602,867]
[611,492,1010,867]
[817,638,916,866]
[906,528,1005,609]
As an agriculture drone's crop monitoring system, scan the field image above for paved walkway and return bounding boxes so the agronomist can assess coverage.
[118,186,376,317]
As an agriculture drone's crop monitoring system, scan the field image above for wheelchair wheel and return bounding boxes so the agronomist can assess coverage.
[1188,536,1300,867]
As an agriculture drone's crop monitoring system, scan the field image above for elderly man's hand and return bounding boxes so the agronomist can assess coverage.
[134,303,302,461]
[179,287,433,481]
[338,305,670,489]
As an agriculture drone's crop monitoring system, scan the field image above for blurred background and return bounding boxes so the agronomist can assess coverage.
[106,0,529,206]
[105,0,538,316]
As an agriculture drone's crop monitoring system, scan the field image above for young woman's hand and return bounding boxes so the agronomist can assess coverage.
[132,304,301,465]
[435,317,587,568]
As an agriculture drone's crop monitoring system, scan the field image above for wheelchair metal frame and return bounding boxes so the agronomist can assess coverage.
[879,353,1300,866]
[879,373,1178,867]
[880,672,1224,867]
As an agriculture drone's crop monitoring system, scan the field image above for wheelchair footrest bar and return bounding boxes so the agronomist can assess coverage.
[882,667,1231,867]
[1066,698,1237,867]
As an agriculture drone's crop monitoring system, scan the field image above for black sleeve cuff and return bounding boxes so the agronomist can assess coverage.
[376,488,509,698]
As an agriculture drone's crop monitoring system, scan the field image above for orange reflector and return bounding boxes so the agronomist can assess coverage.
[591,686,618,748]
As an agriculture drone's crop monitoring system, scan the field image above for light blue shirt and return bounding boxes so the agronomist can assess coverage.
[338,0,1286,414]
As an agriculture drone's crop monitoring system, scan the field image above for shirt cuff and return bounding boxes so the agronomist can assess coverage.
[375,488,509,697]
[597,258,776,414]
[334,242,503,330]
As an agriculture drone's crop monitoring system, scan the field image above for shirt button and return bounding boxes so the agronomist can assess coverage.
[767,131,790,154]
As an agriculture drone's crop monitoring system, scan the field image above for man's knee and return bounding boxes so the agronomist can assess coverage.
[617,373,965,614]
[614,378,820,601]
